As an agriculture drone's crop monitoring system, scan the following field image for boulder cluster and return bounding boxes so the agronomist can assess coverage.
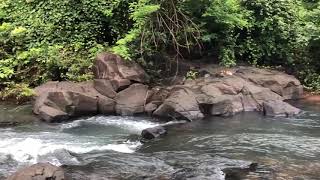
[33,52,303,122]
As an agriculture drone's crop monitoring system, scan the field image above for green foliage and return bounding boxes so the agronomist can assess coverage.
[1,0,320,98]
[0,0,129,98]
[0,83,35,103]
[186,70,199,80]
[112,0,160,59]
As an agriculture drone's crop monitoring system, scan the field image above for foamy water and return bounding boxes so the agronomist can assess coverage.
[0,116,159,169]
[61,116,159,133]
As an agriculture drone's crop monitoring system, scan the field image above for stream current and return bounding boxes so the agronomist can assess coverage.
[0,100,320,179]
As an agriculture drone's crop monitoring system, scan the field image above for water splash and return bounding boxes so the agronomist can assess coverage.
[60,116,160,133]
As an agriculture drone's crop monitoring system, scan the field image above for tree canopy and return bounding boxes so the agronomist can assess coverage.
[0,0,320,100]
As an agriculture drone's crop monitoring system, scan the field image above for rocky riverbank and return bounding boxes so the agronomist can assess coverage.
[33,52,303,124]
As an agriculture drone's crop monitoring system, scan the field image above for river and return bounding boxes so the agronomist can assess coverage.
[0,100,319,179]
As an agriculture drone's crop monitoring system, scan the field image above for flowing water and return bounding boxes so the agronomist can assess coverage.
[0,101,320,179]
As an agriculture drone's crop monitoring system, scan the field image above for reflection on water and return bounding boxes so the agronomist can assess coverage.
[0,100,320,179]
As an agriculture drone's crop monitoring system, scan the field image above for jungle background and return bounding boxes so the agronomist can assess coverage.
[0,0,319,100]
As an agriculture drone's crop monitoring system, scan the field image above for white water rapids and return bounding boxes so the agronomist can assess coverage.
[0,116,160,171]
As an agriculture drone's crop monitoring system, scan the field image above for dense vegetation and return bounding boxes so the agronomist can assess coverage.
[0,0,319,100]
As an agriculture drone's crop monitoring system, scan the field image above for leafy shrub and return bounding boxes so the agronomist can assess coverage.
[1,0,320,98]
[0,0,130,96]
[0,83,35,103]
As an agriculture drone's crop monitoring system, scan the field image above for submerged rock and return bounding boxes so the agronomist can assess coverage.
[141,120,188,140]
[141,126,167,140]
[63,151,257,180]
[6,163,65,180]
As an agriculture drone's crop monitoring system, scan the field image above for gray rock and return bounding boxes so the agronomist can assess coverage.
[141,121,187,140]
[93,52,149,83]
[144,102,158,114]
[111,78,131,92]
[94,79,117,98]
[66,92,98,116]
[210,95,244,116]
[33,81,112,122]
[153,88,204,121]
[263,100,301,117]
[141,126,167,140]
[98,96,116,114]
[32,65,303,122]
[115,84,149,116]
[235,67,303,100]
[6,163,65,180]
[38,105,69,123]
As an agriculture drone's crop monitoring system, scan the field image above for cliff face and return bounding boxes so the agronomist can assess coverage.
[33,53,303,123]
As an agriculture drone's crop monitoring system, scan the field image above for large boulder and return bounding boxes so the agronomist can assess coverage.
[93,79,117,98]
[161,66,303,118]
[153,87,204,121]
[38,105,69,122]
[235,67,303,100]
[263,100,301,117]
[209,95,244,116]
[141,126,167,140]
[93,52,149,85]
[115,84,150,116]
[6,163,65,180]
[32,64,303,122]
[33,81,116,122]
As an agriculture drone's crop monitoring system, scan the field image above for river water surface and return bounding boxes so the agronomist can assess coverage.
[0,100,320,179]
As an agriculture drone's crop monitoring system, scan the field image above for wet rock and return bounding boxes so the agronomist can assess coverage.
[66,92,99,116]
[37,149,80,166]
[164,153,258,180]
[32,63,303,122]
[98,96,116,114]
[209,95,244,116]
[153,87,204,121]
[93,52,149,83]
[263,100,301,117]
[144,102,158,115]
[141,126,167,140]
[6,163,65,180]
[38,105,69,123]
[171,168,225,180]
[115,84,149,116]
[141,121,188,140]
[241,95,259,112]
[33,81,111,122]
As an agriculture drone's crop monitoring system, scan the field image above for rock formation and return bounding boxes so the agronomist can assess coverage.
[33,52,303,122]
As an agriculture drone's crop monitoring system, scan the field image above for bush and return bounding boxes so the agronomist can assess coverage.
[1,0,320,97]
[0,0,132,93]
